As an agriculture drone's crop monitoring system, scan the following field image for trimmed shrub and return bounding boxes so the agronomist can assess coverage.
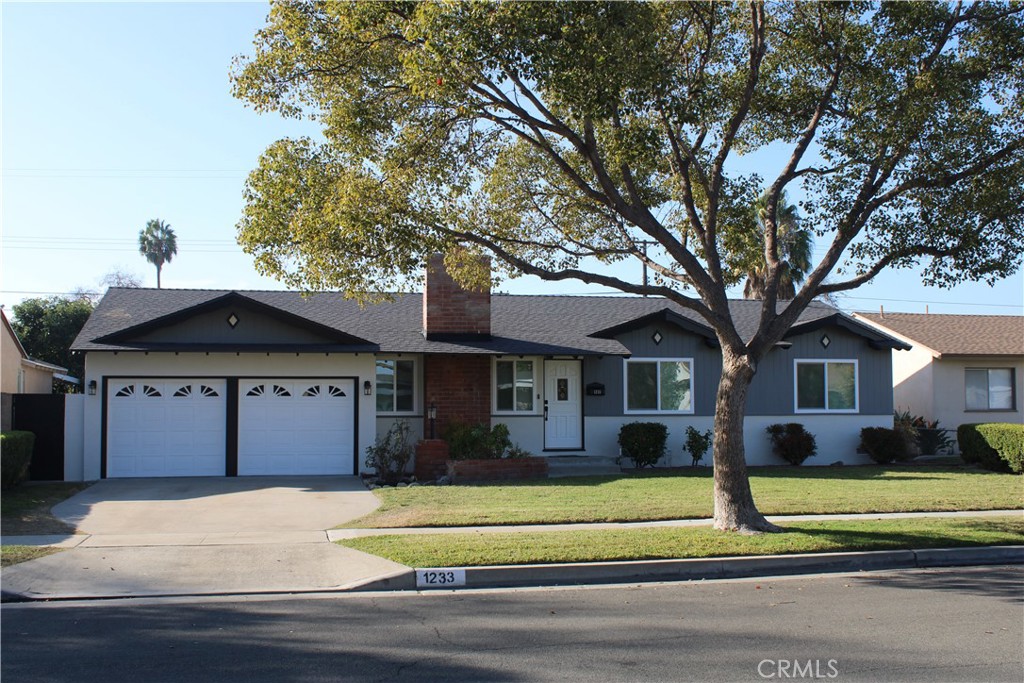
[860,427,908,465]
[958,423,1024,473]
[618,422,668,468]
[682,426,713,466]
[365,421,414,484]
[766,423,817,466]
[1,431,35,490]
[443,421,513,460]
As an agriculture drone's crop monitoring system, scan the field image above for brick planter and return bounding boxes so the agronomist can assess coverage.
[447,457,548,482]
[415,439,451,481]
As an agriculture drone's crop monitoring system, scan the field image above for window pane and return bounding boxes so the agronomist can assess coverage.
[965,368,988,410]
[496,361,514,411]
[515,361,534,411]
[395,360,415,412]
[376,360,394,412]
[827,362,856,410]
[660,361,691,411]
[627,362,658,411]
[988,369,1013,410]
[797,363,825,410]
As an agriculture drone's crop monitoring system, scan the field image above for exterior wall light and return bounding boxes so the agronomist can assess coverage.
[428,402,437,439]
[87,380,97,396]
[363,380,372,396]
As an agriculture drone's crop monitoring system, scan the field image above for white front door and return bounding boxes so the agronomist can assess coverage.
[106,379,226,478]
[544,360,582,450]
[237,379,355,475]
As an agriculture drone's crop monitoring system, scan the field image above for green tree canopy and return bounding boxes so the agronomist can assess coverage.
[232,1,1024,531]
[138,219,178,288]
[728,191,813,299]
[11,296,94,387]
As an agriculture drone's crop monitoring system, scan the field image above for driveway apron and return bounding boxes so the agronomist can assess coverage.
[2,477,409,600]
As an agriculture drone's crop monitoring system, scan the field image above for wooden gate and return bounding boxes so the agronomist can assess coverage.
[12,394,65,481]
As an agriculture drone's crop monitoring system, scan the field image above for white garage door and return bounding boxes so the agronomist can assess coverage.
[238,379,355,475]
[107,379,226,478]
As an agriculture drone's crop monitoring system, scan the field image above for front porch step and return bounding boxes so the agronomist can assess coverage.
[545,455,623,478]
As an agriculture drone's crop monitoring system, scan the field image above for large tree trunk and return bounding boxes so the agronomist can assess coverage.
[156,264,162,289]
[712,348,781,533]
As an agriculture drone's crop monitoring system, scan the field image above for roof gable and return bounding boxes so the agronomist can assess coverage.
[92,291,374,351]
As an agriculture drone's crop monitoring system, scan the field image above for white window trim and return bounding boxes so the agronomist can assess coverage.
[623,357,696,415]
[492,357,542,415]
[793,358,860,414]
[375,356,418,415]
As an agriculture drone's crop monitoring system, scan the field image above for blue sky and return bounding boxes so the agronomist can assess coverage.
[2,1,1021,317]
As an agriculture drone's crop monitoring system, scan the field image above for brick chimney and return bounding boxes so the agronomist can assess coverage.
[423,254,491,340]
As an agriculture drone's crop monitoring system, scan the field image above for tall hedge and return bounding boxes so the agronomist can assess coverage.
[957,423,1024,473]
[1,431,35,489]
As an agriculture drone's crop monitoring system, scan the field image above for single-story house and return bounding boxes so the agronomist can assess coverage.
[67,256,908,480]
[853,311,1023,434]
[2,308,74,431]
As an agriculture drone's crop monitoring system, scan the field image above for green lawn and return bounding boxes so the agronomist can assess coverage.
[1,545,61,568]
[344,467,1023,528]
[1,482,91,536]
[339,516,1024,567]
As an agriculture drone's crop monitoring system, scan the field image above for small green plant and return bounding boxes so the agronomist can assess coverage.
[916,420,954,456]
[442,421,513,460]
[766,423,817,466]
[683,426,713,466]
[505,444,532,459]
[860,427,908,464]
[1,431,35,490]
[364,421,414,484]
[958,423,1024,473]
[618,422,668,468]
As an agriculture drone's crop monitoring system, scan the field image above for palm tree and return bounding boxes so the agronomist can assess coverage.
[138,219,178,289]
[742,192,813,300]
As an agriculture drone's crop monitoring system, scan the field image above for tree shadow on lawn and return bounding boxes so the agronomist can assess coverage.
[478,466,970,487]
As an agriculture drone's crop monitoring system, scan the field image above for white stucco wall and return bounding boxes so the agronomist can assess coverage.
[495,413,886,466]
[891,345,936,418]
[77,352,378,481]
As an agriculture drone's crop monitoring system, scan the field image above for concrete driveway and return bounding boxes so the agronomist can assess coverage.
[53,476,380,535]
[2,477,410,600]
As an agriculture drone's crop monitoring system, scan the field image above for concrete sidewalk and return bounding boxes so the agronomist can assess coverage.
[328,509,1024,540]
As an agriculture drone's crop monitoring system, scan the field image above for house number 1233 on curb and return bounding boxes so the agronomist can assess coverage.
[416,569,466,588]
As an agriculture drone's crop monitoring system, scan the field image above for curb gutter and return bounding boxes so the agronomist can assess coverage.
[348,545,1024,591]
[3,546,1020,602]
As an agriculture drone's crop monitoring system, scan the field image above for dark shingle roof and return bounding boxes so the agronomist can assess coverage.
[856,312,1024,356]
[73,287,894,354]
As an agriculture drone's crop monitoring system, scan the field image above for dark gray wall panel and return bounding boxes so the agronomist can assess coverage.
[134,306,336,345]
[583,323,893,418]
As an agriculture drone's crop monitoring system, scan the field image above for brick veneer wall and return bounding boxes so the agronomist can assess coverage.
[423,254,491,338]
[423,354,491,436]
[414,439,450,481]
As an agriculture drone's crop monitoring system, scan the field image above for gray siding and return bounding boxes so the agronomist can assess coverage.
[747,327,894,416]
[584,324,721,417]
[134,305,338,345]
[583,323,894,418]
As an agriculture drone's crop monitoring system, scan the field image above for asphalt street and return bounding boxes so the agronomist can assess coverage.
[2,565,1021,683]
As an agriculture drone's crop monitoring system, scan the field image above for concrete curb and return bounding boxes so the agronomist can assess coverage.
[3,546,1020,601]
[348,545,1024,592]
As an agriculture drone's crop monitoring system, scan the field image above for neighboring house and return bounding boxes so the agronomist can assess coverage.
[854,312,1024,437]
[1,308,73,430]
[67,256,907,481]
